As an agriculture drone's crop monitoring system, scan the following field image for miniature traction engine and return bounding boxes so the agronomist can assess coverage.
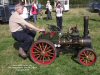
[29,16,97,66]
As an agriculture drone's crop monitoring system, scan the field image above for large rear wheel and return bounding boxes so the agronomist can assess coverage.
[30,39,57,65]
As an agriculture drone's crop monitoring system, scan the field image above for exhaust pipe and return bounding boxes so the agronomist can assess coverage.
[83,16,89,38]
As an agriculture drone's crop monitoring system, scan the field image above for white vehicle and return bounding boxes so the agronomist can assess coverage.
[54,0,69,11]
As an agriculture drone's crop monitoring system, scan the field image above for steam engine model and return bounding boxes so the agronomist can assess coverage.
[29,16,97,66]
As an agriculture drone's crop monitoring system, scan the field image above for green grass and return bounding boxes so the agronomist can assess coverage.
[0,8,100,75]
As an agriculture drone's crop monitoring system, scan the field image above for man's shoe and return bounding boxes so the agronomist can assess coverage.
[19,48,27,58]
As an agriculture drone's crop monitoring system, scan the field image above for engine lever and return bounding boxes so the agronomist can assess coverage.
[39,31,47,35]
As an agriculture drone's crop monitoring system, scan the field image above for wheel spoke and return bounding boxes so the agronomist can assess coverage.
[35,54,41,56]
[47,57,51,61]
[87,51,90,55]
[47,51,54,55]
[80,57,85,60]
[80,54,86,57]
[46,54,54,58]
[39,56,43,61]
[39,43,43,51]
[44,56,51,61]
[41,43,45,50]
[83,51,87,57]
[88,51,94,56]
[88,54,95,61]
[43,44,48,51]
[34,48,41,53]
[45,46,51,51]
[85,60,88,64]
[34,45,42,51]
[32,51,40,54]
[36,55,41,59]
[46,49,53,53]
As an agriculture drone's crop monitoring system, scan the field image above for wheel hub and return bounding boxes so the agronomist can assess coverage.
[41,51,46,55]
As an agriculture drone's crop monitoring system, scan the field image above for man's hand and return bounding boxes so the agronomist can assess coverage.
[39,28,45,32]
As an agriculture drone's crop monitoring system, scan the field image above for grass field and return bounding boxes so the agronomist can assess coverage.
[0,8,100,75]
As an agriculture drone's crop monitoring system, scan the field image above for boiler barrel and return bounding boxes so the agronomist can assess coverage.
[79,38,91,46]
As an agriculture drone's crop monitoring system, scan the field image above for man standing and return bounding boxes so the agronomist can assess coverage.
[9,3,45,58]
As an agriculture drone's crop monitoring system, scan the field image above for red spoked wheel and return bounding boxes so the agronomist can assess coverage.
[78,48,97,66]
[30,39,57,65]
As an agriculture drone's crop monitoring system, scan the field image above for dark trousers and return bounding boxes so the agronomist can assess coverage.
[56,17,63,31]
[25,18,29,22]
[33,15,37,24]
[47,9,52,20]
[12,29,36,52]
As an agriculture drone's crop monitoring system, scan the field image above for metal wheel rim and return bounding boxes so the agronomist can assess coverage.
[79,49,96,66]
[30,41,56,65]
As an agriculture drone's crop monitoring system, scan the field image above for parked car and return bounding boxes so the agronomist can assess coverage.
[0,0,32,23]
[0,5,12,22]
[89,2,100,12]
[0,4,33,23]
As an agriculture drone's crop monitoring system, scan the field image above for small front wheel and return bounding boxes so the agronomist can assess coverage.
[78,48,97,66]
